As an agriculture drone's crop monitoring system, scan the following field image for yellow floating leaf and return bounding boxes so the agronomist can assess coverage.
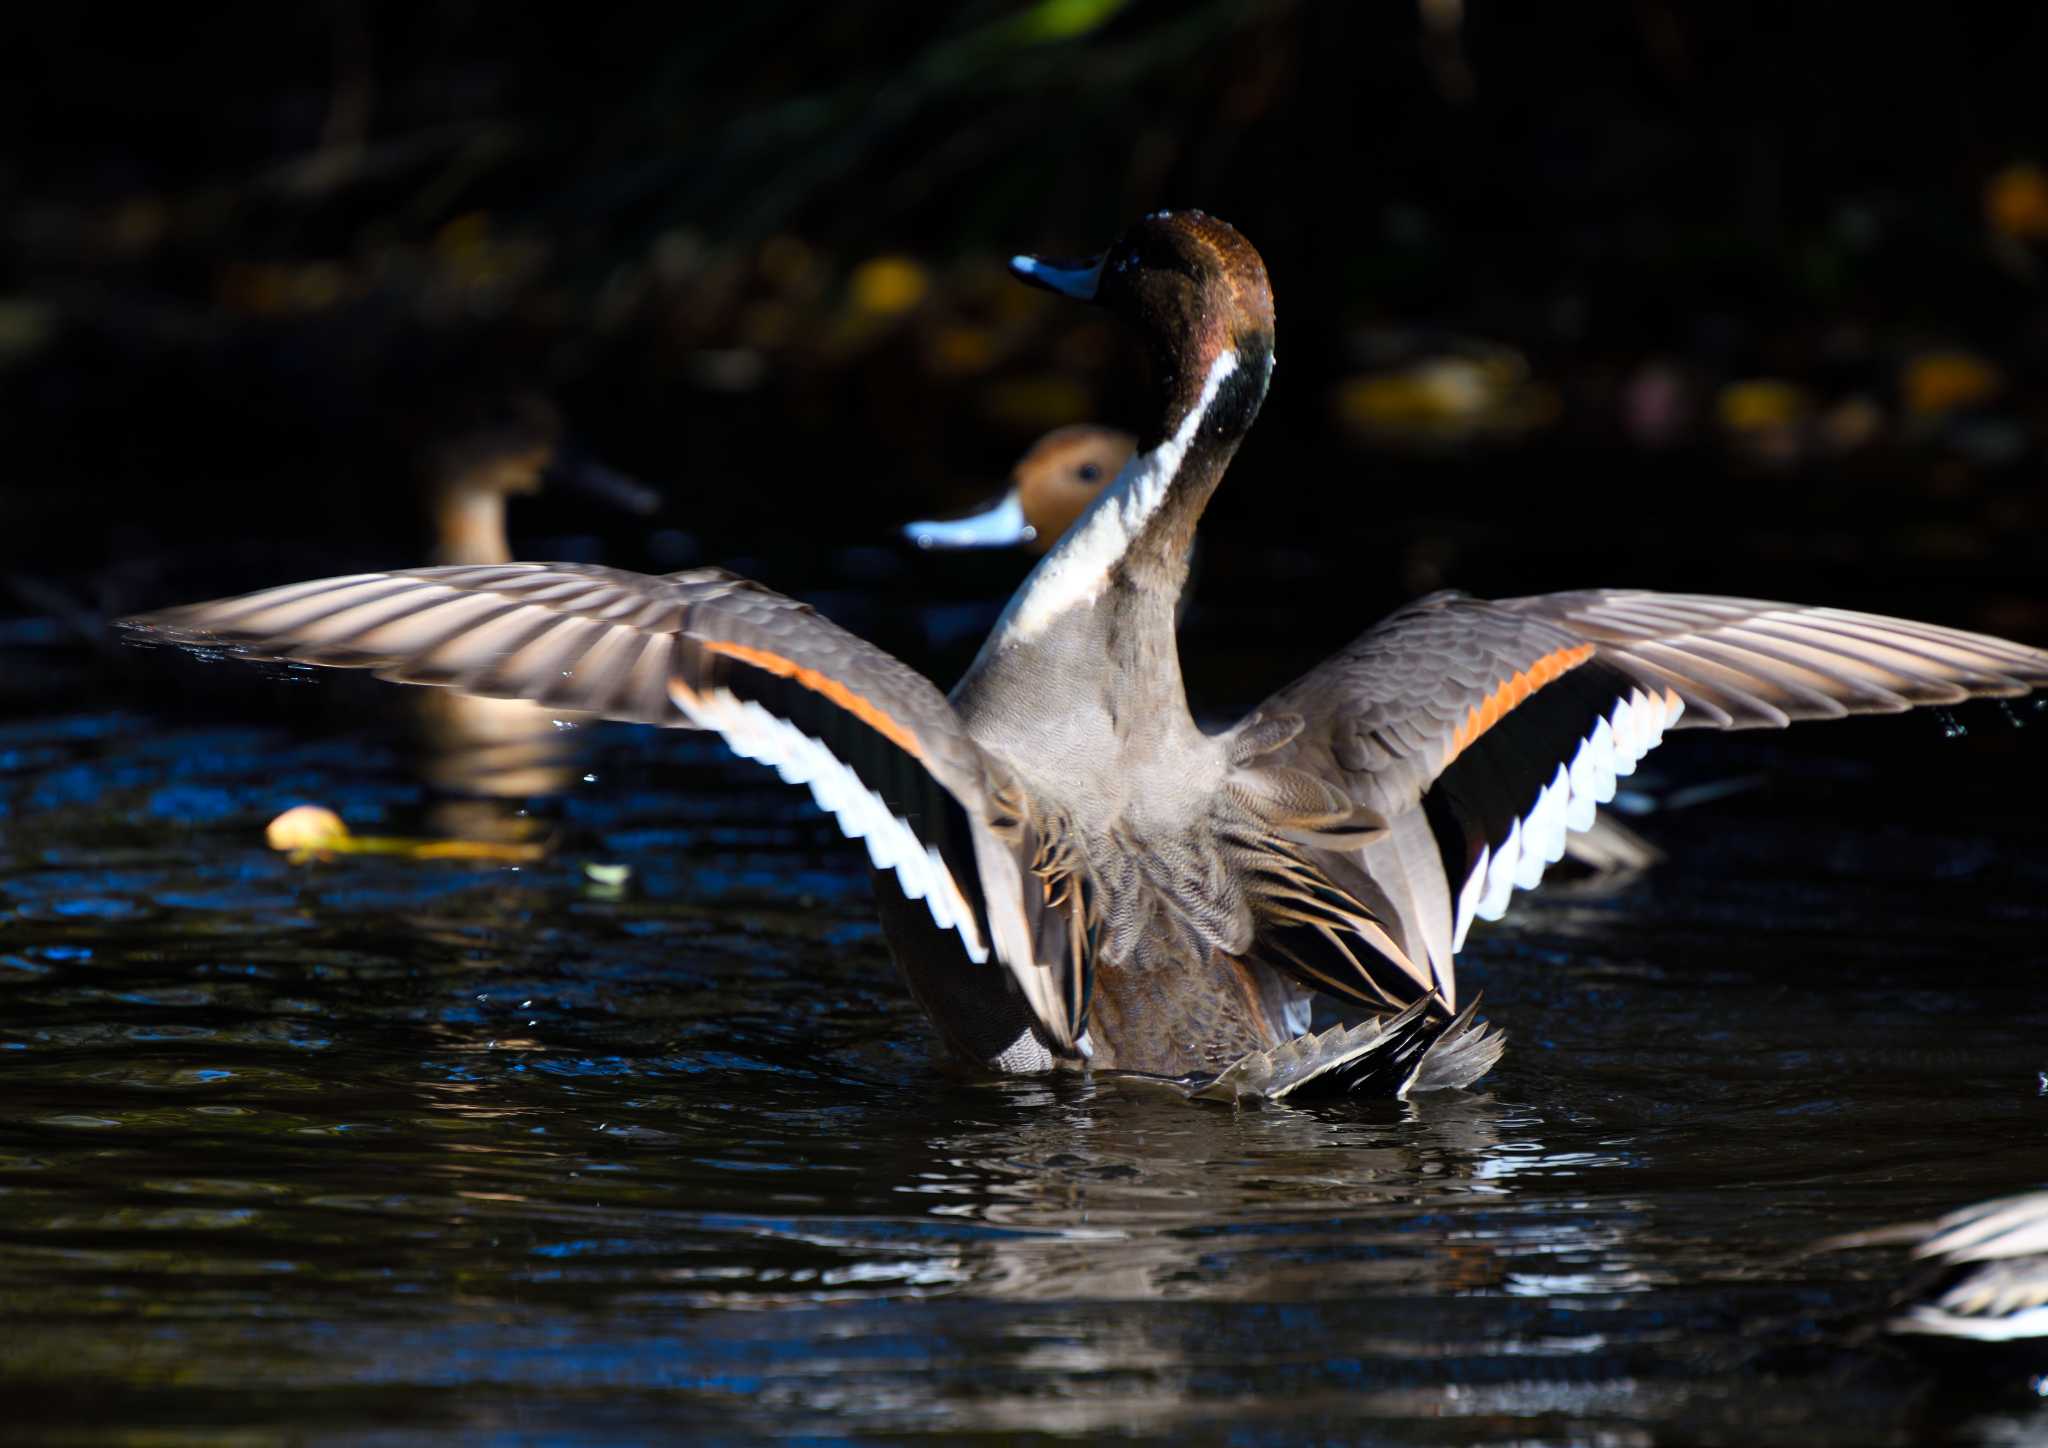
[399,838,549,864]
[265,804,350,853]
[265,802,546,865]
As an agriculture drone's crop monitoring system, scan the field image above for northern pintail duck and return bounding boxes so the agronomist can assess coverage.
[1819,1190,2048,1341]
[123,212,2048,1102]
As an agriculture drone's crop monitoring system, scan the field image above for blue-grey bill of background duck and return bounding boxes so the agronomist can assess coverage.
[121,211,2048,1104]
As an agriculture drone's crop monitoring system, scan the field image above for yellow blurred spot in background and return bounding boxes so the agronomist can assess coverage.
[1332,353,1553,446]
[929,324,997,376]
[1717,379,1811,431]
[434,212,493,261]
[1010,0,1129,43]
[849,256,931,317]
[980,374,1093,431]
[1339,361,1492,429]
[1986,163,2048,240]
[217,261,350,316]
[1902,351,2002,417]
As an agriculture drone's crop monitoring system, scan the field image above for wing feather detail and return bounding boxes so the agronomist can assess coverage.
[1253,587,2047,1008]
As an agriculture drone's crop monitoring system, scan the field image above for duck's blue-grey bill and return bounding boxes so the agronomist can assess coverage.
[546,451,662,516]
[1008,252,1106,301]
[903,490,1035,550]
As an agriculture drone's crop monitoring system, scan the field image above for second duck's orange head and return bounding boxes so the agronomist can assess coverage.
[1010,210,1276,442]
[900,424,1135,555]
[1010,425,1137,552]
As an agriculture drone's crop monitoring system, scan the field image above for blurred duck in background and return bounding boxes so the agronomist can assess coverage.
[1819,1190,2048,1342]
[903,424,1135,552]
[408,392,660,842]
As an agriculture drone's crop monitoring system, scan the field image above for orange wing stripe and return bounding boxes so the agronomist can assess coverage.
[701,639,928,761]
[1442,643,1596,768]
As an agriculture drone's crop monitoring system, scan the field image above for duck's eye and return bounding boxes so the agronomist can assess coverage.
[1077,463,1101,482]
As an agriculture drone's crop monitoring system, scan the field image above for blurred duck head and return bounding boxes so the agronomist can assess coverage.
[904,425,1136,555]
[424,392,660,565]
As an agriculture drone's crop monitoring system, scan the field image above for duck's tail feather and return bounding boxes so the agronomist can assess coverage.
[1169,996,1500,1104]
[1405,997,1505,1092]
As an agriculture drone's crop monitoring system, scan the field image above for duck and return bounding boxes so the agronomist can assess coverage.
[400,393,660,837]
[1818,1190,2048,1341]
[120,211,2048,1104]
[903,425,1136,553]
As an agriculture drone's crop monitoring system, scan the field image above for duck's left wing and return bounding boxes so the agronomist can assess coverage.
[121,563,1087,1052]
[1255,589,2048,1010]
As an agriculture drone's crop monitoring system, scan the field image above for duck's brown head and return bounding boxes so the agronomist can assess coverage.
[1010,211,1275,447]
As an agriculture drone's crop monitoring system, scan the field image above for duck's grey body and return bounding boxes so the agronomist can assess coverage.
[120,211,2048,1102]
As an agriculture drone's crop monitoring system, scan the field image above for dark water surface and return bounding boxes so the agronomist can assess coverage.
[3,612,2046,1445]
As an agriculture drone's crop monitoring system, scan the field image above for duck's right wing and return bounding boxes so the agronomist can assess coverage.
[1252,589,2048,1012]
[121,562,1087,1053]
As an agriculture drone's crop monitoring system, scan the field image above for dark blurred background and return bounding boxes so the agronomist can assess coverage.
[6,0,2047,699]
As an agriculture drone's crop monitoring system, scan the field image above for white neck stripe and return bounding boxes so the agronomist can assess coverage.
[993,348,1240,643]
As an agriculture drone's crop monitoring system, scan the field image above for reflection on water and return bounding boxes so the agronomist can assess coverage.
[3,619,2047,1443]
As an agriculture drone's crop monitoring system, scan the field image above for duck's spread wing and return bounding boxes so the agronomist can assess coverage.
[1256,589,2048,1010]
[122,563,1087,1053]
[1487,590,2048,727]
